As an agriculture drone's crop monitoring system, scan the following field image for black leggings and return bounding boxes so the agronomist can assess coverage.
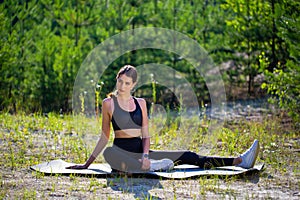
[103,137,234,172]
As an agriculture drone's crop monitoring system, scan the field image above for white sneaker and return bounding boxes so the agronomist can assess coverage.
[237,140,260,169]
[150,159,174,171]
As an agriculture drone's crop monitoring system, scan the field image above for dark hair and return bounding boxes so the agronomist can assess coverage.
[116,65,137,83]
[107,65,138,97]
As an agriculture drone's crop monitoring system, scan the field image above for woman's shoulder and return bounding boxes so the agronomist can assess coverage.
[103,97,112,102]
[135,97,146,106]
[102,97,113,107]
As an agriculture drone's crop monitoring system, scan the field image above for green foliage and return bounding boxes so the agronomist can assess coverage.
[0,0,298,120]
[262,63,300,123]
[261,0,300,124]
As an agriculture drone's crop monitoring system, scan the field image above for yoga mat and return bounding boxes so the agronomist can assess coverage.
[31,159,264,179]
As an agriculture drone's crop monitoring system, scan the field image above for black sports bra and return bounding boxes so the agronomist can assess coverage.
[111,96,143,131]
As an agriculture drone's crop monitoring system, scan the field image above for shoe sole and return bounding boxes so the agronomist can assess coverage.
[250,140,260,168]
[150,159,174,171]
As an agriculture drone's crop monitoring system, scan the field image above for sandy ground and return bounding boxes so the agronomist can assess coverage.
[1,162,299,200]
[0,114,299,199]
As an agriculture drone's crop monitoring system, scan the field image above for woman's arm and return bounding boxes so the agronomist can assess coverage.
[138,98,151,170]
[139,98,150,153]
[80,132,109,168]
[66,98,111,169]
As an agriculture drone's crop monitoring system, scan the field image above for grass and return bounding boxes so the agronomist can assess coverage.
[0,112,299,199]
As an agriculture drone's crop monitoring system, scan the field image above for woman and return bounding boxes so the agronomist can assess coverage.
[67,65,260,172]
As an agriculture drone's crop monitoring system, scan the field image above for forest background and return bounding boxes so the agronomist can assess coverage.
[0,0,299,124]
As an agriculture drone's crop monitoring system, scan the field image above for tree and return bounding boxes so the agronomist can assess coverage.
[262,0,300,124]
[0,0,44,112]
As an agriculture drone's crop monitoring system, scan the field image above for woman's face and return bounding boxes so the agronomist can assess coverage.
[116,74,135,95]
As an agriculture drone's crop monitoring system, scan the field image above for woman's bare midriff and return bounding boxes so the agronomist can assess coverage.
[114,129,142,138]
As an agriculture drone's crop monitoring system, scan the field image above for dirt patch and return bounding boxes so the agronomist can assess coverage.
[0,163,299,199]
[0,114,299,199]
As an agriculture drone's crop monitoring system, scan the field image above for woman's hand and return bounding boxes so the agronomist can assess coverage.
[65,164,88,170]
[139,157,151,171]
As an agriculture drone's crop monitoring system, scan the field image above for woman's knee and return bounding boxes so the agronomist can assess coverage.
[177,151,202,165]
[103,147,115,162]
[103,147,127,163]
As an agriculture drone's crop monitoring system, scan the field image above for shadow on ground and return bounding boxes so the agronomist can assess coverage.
[108,177,163,199]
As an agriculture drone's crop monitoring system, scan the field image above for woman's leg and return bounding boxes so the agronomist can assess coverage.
[103,146,143,172]
[149,150,235,169]
[104,137,145,172]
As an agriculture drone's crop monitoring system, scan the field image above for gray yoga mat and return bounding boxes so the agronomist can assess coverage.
[30,159,264,179]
